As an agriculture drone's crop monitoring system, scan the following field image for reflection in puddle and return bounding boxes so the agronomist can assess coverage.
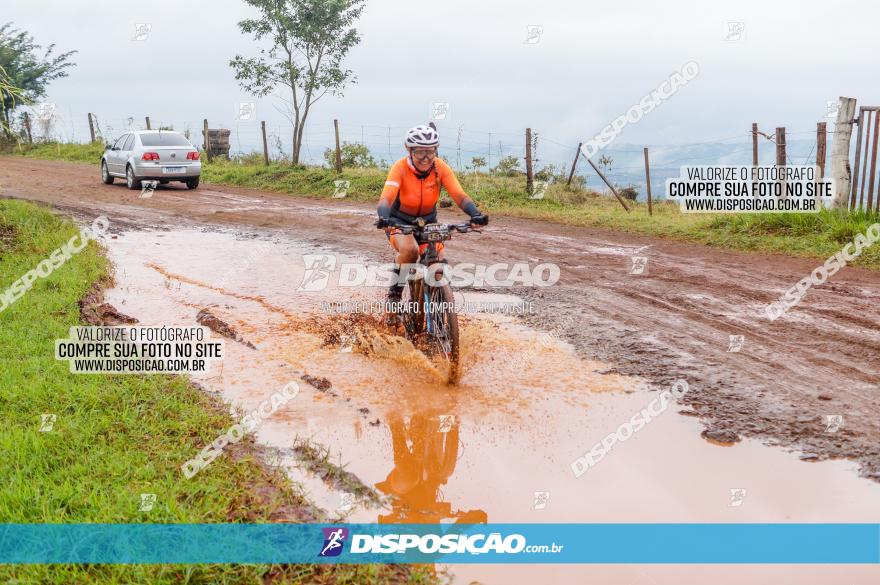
[377,412,487,525]
[103,228,880,585]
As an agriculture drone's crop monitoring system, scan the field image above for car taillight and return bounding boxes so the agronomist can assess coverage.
[186,151,200,160]
[141,152,160,161]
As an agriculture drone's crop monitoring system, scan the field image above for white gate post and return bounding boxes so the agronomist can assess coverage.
[830,96,858,208]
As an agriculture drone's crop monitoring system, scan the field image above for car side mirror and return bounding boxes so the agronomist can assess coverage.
[105,143,113,150]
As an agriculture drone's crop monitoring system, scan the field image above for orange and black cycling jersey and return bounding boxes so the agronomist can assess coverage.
[377,157,479,222]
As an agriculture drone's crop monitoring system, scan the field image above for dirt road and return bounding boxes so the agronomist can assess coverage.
[2,156,878,481]
[6,156,880,582]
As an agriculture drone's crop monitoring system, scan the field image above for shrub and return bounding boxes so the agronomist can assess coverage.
[323,142,377,168]
[493,155,522,176]
[618,184,639,201]
[535,164,562,183]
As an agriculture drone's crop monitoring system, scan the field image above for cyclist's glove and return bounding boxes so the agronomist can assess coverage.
[462,200,488,226]
[377,201,392,229]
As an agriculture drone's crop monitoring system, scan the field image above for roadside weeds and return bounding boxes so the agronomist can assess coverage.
[4,144,879,270]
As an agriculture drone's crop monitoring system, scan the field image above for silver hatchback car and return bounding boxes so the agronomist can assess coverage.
[101,130,201,190]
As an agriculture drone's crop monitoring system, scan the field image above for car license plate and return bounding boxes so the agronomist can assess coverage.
[162,166,185,174]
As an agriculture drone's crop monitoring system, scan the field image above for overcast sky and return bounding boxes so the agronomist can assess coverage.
[4,0,879,163]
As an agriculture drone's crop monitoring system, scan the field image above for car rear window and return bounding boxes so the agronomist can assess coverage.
[139,133,192,147]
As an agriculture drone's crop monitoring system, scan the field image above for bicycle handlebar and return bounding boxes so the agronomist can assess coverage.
[376,219,478,234]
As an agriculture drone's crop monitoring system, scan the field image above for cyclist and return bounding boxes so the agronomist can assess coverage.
[376,123,489,302]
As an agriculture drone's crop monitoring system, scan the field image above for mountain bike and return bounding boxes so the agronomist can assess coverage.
[378,218,479,384]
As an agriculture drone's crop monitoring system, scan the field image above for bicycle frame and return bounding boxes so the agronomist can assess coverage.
[380,219,476,383]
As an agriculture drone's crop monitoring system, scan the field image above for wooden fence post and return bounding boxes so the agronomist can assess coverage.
[583,154,630,212]
[145,116,151,130]
[261,121,269,166]
[775,127,786,166]
[752,123,758,166]
[644,147,653,216]
[567,142,582,186]
[23,112,32,144]
[333,119,342,173]
[816,122,827,179]
[525,128,534,195]
[87,113,96,143]
[203,119,212,162]
[830,96,858,209]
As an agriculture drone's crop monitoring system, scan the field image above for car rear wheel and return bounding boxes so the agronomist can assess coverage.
[126,165,141,190]
[101,161,114,185]
[185,177,200,190]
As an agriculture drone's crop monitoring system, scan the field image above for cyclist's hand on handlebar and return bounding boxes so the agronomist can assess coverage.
[470,214,489,226]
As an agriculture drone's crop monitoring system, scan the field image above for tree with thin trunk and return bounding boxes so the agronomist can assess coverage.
[0,64,22,135]
[230,0,365,165]
[0,23,75,139]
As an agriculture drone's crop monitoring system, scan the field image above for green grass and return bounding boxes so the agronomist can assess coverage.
[0,199,435,584]
[198,155,880,270]
[6,139,105,163]
[5,141,880,269]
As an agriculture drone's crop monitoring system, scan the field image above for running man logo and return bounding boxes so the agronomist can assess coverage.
[238,102,256,121]
[529,180,548,200]
[826,99,839,119]
[140,180,158,199]
[524,25,543,44]
[630,256,648,275]
[729,488,746,507]
[533,491,551,510]
[824,415,843,433]
[338,492,355,513]
[727,335,744,353]
[333,180,350,198]
[299,254,337,292]
[438,415,455,433]
[339,334,356,353]
[39,414,56,432]
[430,101,449,121]
[724,21,745,42]
[132,23,152,42]
[319,527,349,557]
[139,493,157,512]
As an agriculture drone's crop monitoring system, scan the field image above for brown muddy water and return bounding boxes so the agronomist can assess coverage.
[104,228,880,584]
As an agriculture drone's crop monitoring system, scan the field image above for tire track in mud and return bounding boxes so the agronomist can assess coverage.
[3,156,879,482]
[518,282,880,481]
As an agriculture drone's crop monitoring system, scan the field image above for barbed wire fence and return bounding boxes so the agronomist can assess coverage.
[10,106,839,203]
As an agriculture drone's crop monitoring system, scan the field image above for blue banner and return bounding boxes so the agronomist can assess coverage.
[1,524,878,564]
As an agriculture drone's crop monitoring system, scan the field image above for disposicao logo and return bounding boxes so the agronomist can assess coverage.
[319,527,349,557]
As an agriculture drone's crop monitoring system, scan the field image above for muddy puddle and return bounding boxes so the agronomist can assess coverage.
[104,228,880,584]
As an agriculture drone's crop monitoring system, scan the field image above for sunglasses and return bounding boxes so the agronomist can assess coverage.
[411,148,437,160]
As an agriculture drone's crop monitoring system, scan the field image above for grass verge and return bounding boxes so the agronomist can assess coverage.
[0,199,434,584]
[5,141,880,269]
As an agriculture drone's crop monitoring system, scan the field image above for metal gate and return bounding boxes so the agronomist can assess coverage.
[850,106,880,211]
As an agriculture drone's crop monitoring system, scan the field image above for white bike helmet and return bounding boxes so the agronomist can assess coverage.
[404,124,439,148]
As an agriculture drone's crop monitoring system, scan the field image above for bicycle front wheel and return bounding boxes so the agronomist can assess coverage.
[425,282,460,384]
